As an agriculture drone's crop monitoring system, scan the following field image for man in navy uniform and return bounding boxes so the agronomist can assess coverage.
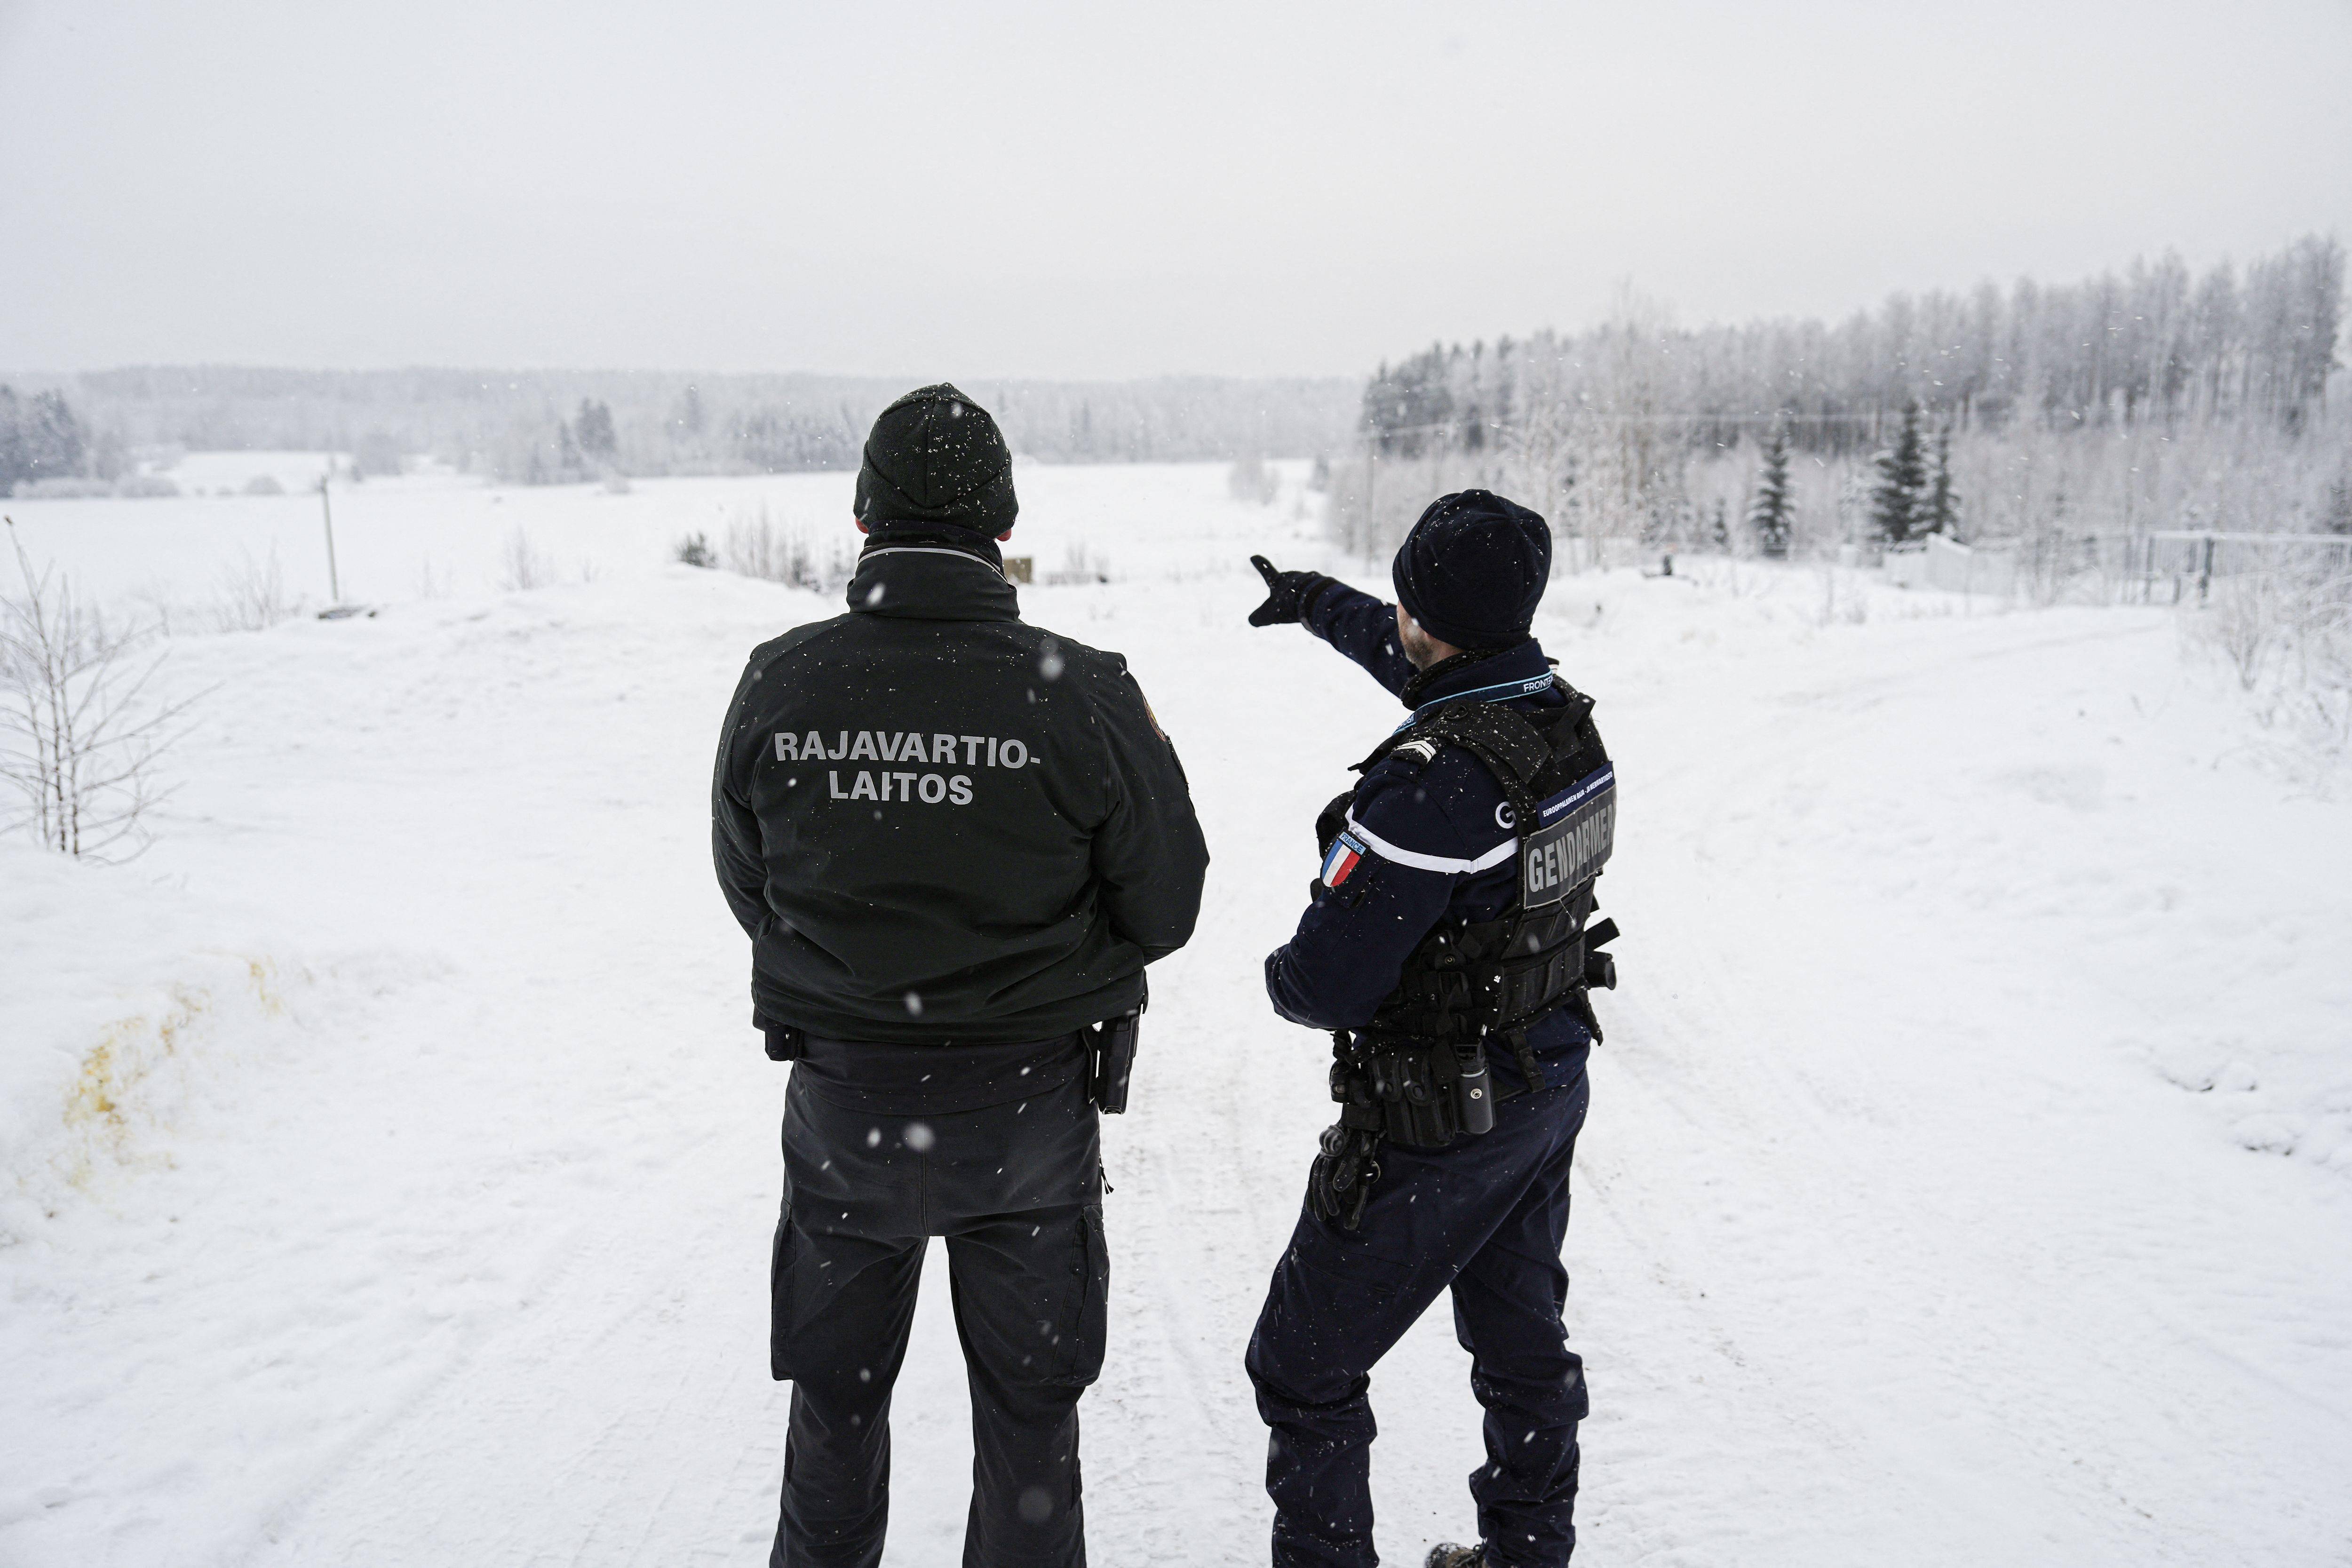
[1241,491,1618,1568]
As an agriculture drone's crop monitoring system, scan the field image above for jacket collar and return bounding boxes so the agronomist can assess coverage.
[1405,638,1556,716]
[844,532,1021,623]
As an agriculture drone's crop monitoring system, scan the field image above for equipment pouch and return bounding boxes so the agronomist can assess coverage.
[1346,1041,1487,1149]
[1453,1043,1496,1135]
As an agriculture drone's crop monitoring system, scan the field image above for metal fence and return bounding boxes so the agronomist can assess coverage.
[1884,531,2352,606]
[2143,531,2352,604]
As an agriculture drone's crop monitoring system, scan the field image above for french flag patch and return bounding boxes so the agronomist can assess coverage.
[1321,831,1368,888]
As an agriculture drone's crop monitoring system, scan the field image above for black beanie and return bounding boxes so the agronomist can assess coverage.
[854,383,1018,536]
[1390,489,1551,650]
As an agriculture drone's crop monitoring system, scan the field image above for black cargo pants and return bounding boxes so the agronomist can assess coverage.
[1247,1070,1590,1568]
[770,1068,1107,1568]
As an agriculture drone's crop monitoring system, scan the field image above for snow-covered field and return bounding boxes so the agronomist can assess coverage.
[4,462,2350,1567]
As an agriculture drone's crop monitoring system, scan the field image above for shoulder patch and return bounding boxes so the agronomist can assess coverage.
[1320,830,1368,888]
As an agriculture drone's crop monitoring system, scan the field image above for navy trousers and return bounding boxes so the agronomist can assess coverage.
[769,1070,1106,1568]
[1246,1072,1590,1568]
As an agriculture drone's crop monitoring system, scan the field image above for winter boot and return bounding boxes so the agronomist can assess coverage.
[1425,1545,1485,1568]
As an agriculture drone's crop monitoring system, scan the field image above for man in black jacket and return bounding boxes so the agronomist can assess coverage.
[712,384,1209,1568]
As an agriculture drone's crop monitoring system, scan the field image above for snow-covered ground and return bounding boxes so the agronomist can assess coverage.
[3,462,2350,1567]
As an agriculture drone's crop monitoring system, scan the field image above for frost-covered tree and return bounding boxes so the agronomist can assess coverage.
[1871,402,1929,543]
[0,387,89,494]
[2326,469,2352,536]
[25,391,86,483]
[1749,427,1794,558]
[0,387,21,495]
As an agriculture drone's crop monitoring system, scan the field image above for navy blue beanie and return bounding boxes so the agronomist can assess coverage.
[1390,490,1551,650]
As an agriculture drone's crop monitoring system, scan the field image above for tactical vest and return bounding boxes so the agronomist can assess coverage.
[1316,685,1620,1150]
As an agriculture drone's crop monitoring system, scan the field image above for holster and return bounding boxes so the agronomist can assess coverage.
[1088,981,1147,1114]
[1088,1013,1140,1114]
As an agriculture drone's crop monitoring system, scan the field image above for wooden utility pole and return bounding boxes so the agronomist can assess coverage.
[318,474,342,603]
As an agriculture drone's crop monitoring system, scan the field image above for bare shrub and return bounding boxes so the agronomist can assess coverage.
[1,518,203,859]
[501,527,553,591]
[674,532,715,568]
[2200,572,2294,691]
[211,546,299,632]
[2192,565,2352,752]
[2296,583,2352,750]
[722,511,795,581]
[722,507,846,589]
[1043,542,1112,585]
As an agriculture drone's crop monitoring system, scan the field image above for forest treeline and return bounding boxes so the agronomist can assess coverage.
[0,367,1356,490]
[1335,235,2348,569]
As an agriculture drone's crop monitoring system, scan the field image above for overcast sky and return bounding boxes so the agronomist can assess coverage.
[2,0,2346,380]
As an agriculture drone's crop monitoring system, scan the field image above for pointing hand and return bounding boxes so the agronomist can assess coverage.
[1247,555,1335,628]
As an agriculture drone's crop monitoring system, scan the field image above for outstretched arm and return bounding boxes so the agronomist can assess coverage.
[1246,556,1415,698]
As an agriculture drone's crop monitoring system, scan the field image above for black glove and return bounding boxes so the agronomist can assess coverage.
[1247,555,1334,628]
[1307,1123,1383,1231]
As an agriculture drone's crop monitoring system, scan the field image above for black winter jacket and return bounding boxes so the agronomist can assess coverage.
[713,538,1209,1045]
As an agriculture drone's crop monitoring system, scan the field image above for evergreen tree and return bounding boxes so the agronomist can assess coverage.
[1748,426,1794,558]
[575,399,617,459]
[1870,401,1929,543]
[1709,497,1730,552]
[27,391,86,480]
[0,385,24,495]
[1922,425,1960,538]
[0,388,89,493]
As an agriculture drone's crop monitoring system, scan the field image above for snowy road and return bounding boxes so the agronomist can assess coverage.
[5,466,2351,1566]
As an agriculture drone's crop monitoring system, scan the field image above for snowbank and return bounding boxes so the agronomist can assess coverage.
[0,846,322,1237]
